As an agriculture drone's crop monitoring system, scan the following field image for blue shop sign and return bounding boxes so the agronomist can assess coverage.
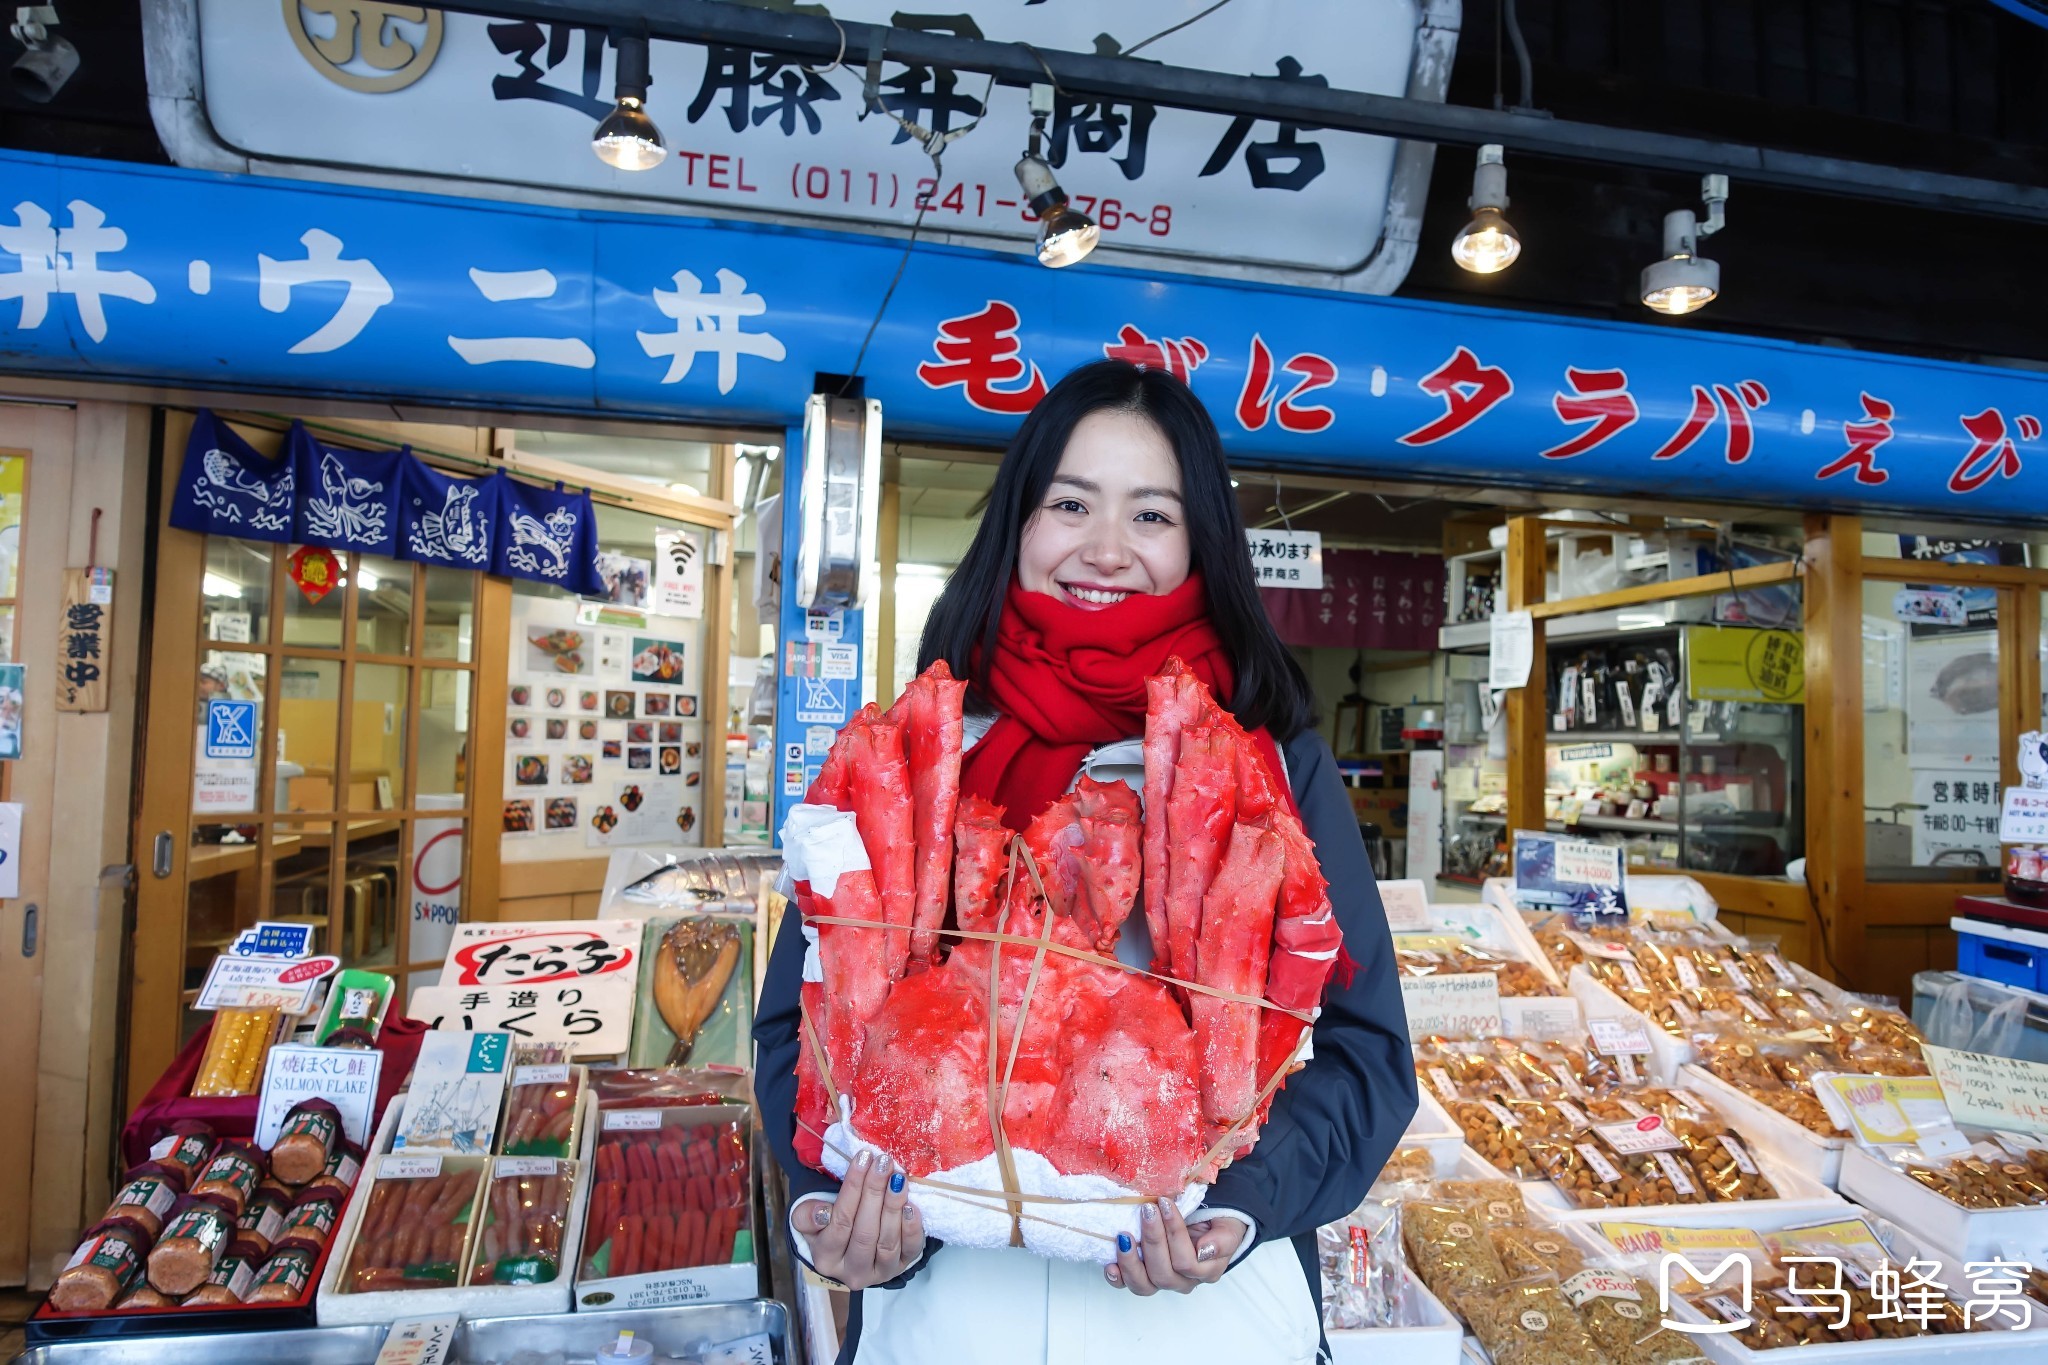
[5,150,2048,519]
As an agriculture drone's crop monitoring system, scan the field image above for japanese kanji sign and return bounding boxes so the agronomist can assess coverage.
[255,1042,382,1146]
[2001,786,2048,843]
[438,920,640,988]
[180,1,1417,277]
[1924,1045,2048,1137]
[1684,626,1806,705]
[13,150,2048,520]
[1244,528,1323,589]
[408,977,633,1057]
[56,568,110,712]
[1259,548,1441,650]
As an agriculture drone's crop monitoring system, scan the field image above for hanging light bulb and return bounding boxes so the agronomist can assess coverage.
[1013,85,1097,268]
[592,33,666,171]
[1451,145,1521,274]
[1641,177,1728,316]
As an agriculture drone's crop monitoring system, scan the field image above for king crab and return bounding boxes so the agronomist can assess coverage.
[782,660,1344,1259]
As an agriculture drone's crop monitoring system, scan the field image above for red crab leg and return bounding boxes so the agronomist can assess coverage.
[1164,726,1238,984]
[844,706,916,980]
[1143,662,1206,971]
[1072,779,1142,955]
[1189,821,1283,1140]
[952,797,1011,933]
[885,662,966,972]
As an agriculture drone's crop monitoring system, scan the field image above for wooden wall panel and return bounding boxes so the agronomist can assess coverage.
[1504,517,1547,834]
[1863,926,1933,1003]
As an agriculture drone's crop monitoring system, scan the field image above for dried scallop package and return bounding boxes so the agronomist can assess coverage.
[1401,1199,1507,1301]
[1318,1201,1410,1331]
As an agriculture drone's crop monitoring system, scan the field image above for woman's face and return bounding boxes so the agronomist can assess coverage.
[1016,409,1191,610]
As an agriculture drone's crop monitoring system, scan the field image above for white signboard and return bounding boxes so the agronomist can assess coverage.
[1398,971,1501,1039]
[653,528,705,619]
[1376,879,1430,933]
[1245,528,1324,589]
[410,796,464,968]
[183,1,1424,276]
[1909,768,2000,871]
[409,975,635,1057]
[197,953,340,1013]
[254,1043,383,1146]
[2002,786,2048,844]
[0,802,20,900]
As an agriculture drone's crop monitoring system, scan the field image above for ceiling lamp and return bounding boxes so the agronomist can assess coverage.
[592,32,666,171]
[1642,175,1729,316]
[1014,84,1098,268]
[1451,145,1521,274]
[8,5,77,104]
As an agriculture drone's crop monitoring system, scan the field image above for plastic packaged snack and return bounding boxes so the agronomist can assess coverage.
[1899,1146,2048,1209]
[144,1121,215,1187]
[230,1186,289,1263]
[189,1141,264,1219]
[1490,1225,1587,1281]
[586,1066,753,1110]
[113,1285,176,1311]
[100,1168,181,1239]
[471,1158,575,1285]
[147,1200,233,1296]
[1542,1127,1708,1210]
[1400,1199,1508,1301]
[1561,1269,1708,1364]
[500,1062,581,1157]
[1318,1201,1409,1331]
[1447,1098,1550,1178]
[274,1194,341,1258]
[246,1248,317,1304]
[1453,1275,1612,1365]
[49,1225,146,1312]
[191,1006,280,1097]
[1435,1179,1526,1228]
[182,1255,255,1306]
[270,1099,341,1187]
[582,1116,749,1277]
[305,1142,364,1202]
[345,1169,482,1291]
[1382,1146,1437,1184]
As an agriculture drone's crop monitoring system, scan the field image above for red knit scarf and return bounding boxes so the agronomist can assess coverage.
[960,577,1292,830]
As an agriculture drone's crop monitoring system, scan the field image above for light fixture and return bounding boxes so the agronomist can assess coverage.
[1641,175,1728,316]
[203,572,242,599]
[1451,145,1521,274]
[1014,84,1098,268]
[9,6,76,104]
[592,32,665,171]
[357,567,381,593]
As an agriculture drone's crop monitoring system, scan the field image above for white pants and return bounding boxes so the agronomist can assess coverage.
[855,1238,1320,1365]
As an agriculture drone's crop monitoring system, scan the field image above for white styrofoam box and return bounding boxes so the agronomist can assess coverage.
[1680,1065,1846,1189]
[317,1090,597,1324]
[1837,1142,2048,1265]
[1325,1267,1464,1365]
[1567,966,1692,1086]
[574,1102,757,1311]
[1400,1090,1467,1176]
[1449,1110,1843,1227]
[1550,1208,2048,1362]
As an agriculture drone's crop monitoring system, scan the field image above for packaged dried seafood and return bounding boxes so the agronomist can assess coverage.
[1401,1198,1508,1301]
[1453,1275,1612,1365]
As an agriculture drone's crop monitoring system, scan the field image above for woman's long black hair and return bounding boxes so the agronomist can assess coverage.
[916,358,1316,741]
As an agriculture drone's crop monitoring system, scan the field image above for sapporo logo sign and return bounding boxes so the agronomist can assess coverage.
[1659,1252,1755,1335]
[284,1,445,93]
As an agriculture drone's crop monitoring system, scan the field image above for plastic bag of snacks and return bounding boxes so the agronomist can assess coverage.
[1894,1141,2048,1209]
[1446,1098,1554,1179]
[1761,1219,1979,1341]
[1317,1200,1414,1330]
[1558,1268,1710,1364]
[191,1007,280,1097]
[1452,1274,1608,1365]
[1400,1198,1508,1301]
[1433,1179,1526,1228]
[1491,1225,1587,1281]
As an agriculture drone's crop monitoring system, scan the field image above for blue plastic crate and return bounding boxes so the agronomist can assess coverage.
[1956,926,2048,993]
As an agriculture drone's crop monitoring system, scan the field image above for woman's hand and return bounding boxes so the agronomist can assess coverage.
[800,1151,927,1290]
[1103,1198,1248,1295]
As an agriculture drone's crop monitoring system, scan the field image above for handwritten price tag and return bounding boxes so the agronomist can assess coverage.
[1377,879,1431,933]
[604,1109,663,1131]
[1399,972,1501,1039]
[381,1155,443,1179]
[1923,1044,2048,1136]
[1588,1016,1654,1056]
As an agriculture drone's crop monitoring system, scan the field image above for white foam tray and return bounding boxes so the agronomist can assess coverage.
[1680,1064,1847,1190]
[1402,1090,1467,1177]
[1448,1115,1844,1228]
[1551,1205,2048,1361]
[1325,1267,1464,1365]
[1837,1142,2048,1265]
[315,1089,596,1324]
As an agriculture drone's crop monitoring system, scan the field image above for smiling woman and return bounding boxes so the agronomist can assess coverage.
[1015,408,1192,608]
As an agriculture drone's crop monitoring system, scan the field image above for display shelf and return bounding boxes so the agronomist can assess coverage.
[1563,813,1681,835]
[1544,730,1694,746]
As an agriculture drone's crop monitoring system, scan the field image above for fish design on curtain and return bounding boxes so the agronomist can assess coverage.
[171,408,605,595]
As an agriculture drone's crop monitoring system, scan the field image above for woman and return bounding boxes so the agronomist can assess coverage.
[755,360,1416,1363]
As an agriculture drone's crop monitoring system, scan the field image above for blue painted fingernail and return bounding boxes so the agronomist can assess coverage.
[889,1170,905,1193]
[1117,1233,1133,1253]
